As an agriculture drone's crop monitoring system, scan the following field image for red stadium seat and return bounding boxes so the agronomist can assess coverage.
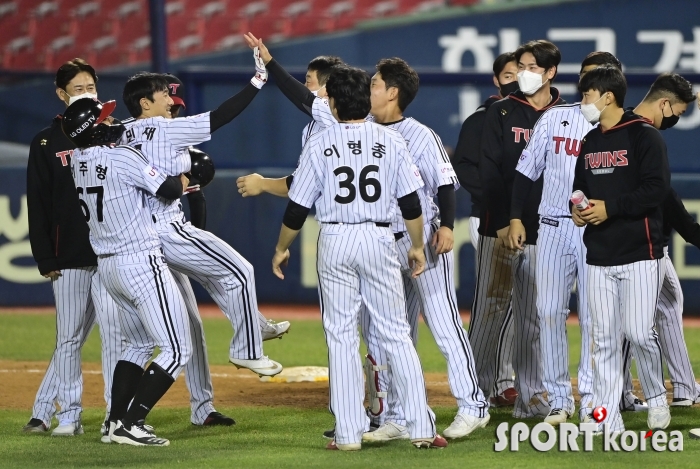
[400,0,446,14]
[278,1,323,38]
[448,0,479,6]
[44,35,84,70]
[85,35,125,68]
[126,34,151,65]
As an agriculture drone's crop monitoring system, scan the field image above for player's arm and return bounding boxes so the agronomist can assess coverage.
[452,110,484,204]
[508,113,549,250]
[119,147,187,200]
[583,130,670,225]
[663,188,700,249]
[571,138,591,227]
[397,143,427,277]
[479,104,509,239]
[26,131,60,278]
[237,173,293,198]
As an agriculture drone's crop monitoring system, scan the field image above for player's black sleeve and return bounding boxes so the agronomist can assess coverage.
[453,109,485,208]
[282,200,310,230]
[436,184,455,229]
[266,58,315,116]
[186,189,207,230]
[664,189,700,249]
[398,191,422,220]
[510,172,536,220]
[26,129,58,275]
[209,83,259,132]
[285,174,294,189]
[605,129,671,219]
[479,105,509,231]
[157,176,185,200]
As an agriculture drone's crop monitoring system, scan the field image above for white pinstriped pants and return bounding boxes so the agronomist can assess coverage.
[99,250,192,380]
[536,218,593,415]
[588,260,666,432]
[362,221,488,426]
[157,220,263,361]
[31,267,122,426]
[318,223,435,445]
[469,217,515,395]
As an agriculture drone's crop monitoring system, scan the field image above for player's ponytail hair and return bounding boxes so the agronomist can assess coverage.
[325,66,371,121]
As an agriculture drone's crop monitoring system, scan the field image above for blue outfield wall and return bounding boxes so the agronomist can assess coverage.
[3,169,700,313]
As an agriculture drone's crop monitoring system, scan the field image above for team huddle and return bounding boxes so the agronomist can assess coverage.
[23,31,700,450]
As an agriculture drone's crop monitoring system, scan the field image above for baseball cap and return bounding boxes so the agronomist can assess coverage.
[163,74,186,108]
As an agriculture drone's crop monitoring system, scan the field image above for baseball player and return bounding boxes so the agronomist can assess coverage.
[452,52,519,407]
[572,65,670,433]
[63,97,191,446]
[272,65,446,450]
[507,52,632,425]
[359,58,489,442]
[118,62,282,376]
[25,59,121,437]
[632,73,700,406]
[475,40,564,418]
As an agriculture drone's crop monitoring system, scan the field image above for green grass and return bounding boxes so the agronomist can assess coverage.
[1,313,700,468]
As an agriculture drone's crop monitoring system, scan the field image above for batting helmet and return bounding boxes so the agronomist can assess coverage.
[187,147,215,187]
[61,98,123,148]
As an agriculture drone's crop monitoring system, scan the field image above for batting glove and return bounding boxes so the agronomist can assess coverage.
[250,47,268,89]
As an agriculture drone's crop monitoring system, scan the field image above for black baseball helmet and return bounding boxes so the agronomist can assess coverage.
[187,147,215,187]
[61,98,124,148]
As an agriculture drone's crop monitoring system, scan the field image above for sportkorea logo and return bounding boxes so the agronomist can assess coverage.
[494,406,683,453]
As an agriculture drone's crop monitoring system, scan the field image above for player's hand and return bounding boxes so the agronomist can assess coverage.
[571,206,586,227]
[43,270,62,280]
[407,246,426,278]
[496,226,510,245]
[431,226,454,254]
[272,249,290,279]
[180,173,190,193]
[237,173,264,197]
[579,199,608,225]
[506,219,526,251]
[243,32,272,64]
[184,184,201,194]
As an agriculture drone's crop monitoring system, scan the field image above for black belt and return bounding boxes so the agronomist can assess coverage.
[326,222,390,227]
[98,254,114,259]
[394,232,405,241]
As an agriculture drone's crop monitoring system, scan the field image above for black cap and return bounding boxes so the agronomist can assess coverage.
[164,74,185,108]
[61,98,122,148]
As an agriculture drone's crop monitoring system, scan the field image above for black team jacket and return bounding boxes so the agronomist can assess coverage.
[572,110,670,266]
[479,89,564,244]
[452,95,500,218]
[27,116,97,275]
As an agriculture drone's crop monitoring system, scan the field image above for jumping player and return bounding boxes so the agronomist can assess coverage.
[474,40,564,418]
[452,52,519,407]
[63,97,191,446]
[271,65,446,450]
[572,65,670,433]
[25,59,121,436]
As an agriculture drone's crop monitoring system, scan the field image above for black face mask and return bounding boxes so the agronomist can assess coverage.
[499,81,519,97]
[659,102,680,130]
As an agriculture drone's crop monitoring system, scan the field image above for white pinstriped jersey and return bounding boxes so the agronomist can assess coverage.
[385,118,459,233]
[118,113,211,222]
[516,104,593,217]
[70,145,165,255]
[289,122,423,223]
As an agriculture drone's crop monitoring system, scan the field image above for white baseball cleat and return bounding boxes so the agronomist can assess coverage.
[101,420,116,443]
[544,408,571,426]
[111,421,169,447]
[647,405,671,430]
[443,413,490,439]
[670,395,700,407]
[620,393,648,412]
[51,420,84,436]
[229,356,283,377]
[362,422,409,442]
[261,320,291,341]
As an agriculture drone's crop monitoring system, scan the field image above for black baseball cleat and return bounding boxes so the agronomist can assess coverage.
[201,412,236,427]
[323,422,379,439]
[23,418,49,433]
[111,421,169,446]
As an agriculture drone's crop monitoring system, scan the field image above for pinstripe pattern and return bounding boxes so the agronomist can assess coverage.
[170,270,217,424]
[311,97,337,130]
[301,120,318,147]
[318,224,435,444]
[536,218,593,414]
[160,220,263,360]
[588,260,666,432]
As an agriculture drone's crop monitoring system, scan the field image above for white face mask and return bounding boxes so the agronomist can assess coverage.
[580,94,608,124]
[517,70,547,96]
[68,92,98,105]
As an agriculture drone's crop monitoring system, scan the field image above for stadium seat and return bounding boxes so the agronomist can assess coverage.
[448,0,480,6]
[400,0,447,14]
[85,35,124,68]
[278,1,323,38]
[112,0,149,42]
[44,35,83,70]
[126,34,151,65]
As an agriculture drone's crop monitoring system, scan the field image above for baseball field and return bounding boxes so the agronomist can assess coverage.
[1,306,700,468]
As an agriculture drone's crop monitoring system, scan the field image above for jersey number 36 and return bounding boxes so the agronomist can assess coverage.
[334,165,381,204]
